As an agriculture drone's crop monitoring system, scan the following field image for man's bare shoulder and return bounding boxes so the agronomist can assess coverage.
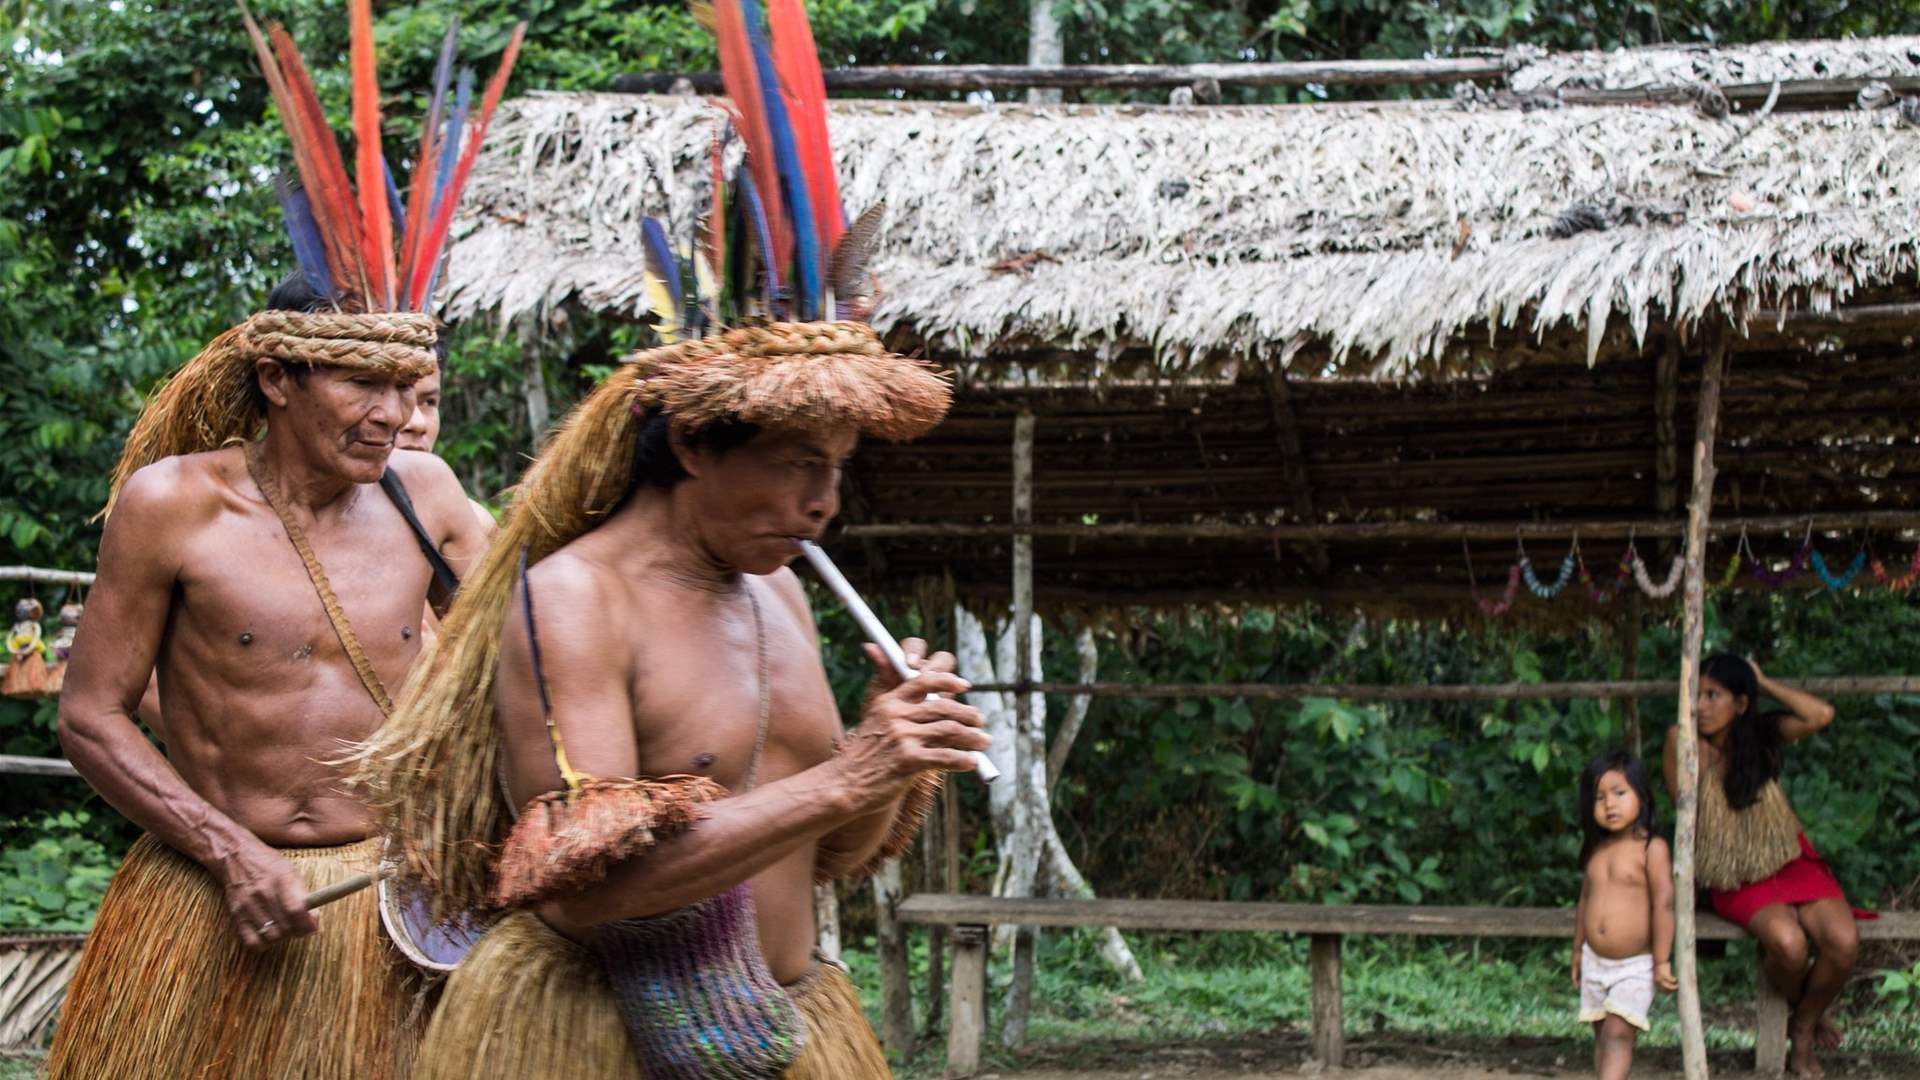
[385,449,467,514]
[761,566,818,632]
[112,447,245,524]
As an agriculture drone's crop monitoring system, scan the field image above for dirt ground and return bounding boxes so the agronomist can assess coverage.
[968,1032,1920,1080]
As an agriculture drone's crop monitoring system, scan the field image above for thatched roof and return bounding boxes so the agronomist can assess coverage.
[1507,36,1920,94]
[445,40,1920,382]
[441,38,1920,614]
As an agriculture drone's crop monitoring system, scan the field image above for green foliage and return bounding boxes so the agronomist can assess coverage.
[0,810,114,929]
[1877,959,1920,1016]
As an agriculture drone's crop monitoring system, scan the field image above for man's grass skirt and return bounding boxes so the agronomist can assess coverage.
[417,909,893,1079]
[46,834,428,1079]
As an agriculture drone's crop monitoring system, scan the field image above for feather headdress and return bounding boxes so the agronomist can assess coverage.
[237,0,525,313]
[350,0,946,921]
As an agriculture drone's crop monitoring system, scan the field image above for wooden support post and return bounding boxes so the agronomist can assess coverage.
[875,860,913,1051]
[1755,947,1790,1075]
[948,924,989,1077]
[1310,933,1345,1068]
[1674,337,1728,1080]
[1266,369,1329,577]
[1621,597,1643,754]
[1003,410,1038,1049]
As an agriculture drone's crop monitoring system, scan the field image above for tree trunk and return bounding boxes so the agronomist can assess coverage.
[1046,627,1098,794]
[813,881,841,962]
[1027,0,1063,105]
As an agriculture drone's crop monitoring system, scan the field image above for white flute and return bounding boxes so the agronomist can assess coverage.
[800,541,1000,783]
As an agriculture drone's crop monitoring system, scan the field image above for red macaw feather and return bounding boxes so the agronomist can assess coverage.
[269,23,368,303]
[765,0,843,253]
[349,0,393,308]
[238,4,340,294]
[711,0,788,281]
[405,22,525,310]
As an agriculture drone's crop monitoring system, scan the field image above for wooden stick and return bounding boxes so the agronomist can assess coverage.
[839,511,1920,544]
[1674,337,1728,1080]
[612,56,1510,95]
[0,566,96,587]
[960,675,1920,701]
[303,869,382,911]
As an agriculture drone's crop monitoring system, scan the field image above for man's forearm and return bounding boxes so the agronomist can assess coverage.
[60,707,253,875]
[545,764,862,932]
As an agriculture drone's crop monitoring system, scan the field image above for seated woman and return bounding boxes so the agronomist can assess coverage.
[1663,654,1860,1079]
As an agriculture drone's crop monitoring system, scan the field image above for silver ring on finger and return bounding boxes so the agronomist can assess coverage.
[258,919,276,934]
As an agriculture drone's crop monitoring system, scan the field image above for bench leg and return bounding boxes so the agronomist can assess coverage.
[947,923,988,1077]
[1755,946,1789,1076]
[1310,933,1345,1068]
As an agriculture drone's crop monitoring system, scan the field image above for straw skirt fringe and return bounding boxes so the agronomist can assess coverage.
[46,834,428,1080]
[416,909,892,1079]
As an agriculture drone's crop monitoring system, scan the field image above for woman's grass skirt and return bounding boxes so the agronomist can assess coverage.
[416,909,893,1079]
[46,834,428,1079]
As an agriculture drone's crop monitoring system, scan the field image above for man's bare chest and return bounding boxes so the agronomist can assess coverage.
[172,507,432,667]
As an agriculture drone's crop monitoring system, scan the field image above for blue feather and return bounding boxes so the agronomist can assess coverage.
[735,166,776,313]
[740,0,819,319]
[641,218,683,312]
[274,174,336,300]
[425,17,459,136]
[421,70,473,308]
[382,155,406,237]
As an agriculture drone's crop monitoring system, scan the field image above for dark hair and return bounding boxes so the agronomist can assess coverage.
[1700,653,1785,810]
[1578,749,1657,867]
[266,271,332,314]
[630,410,761,491]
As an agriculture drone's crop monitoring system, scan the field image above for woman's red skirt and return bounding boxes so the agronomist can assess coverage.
[1708,832,1874,929]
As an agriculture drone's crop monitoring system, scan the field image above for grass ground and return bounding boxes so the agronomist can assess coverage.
[843,931,1920,1078]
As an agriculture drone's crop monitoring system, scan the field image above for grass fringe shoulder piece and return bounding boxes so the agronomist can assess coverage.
[493,775,728,908]
[106,310,438,515]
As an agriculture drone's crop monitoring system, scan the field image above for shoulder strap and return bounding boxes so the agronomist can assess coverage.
[519,546,587,796]
[247,445,394,717]
[380,469,461,599]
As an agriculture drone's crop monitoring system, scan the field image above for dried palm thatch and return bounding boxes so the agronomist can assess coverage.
[0,932,82,1053]
[348,324,950,920]
[445,59,1920,383]
[1508,36,1920,94]
[106,310,438,515]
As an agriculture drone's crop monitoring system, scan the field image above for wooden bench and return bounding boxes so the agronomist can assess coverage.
[896,895,1920,1077]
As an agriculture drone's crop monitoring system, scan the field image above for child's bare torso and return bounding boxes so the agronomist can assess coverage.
[1582,835,1654,959]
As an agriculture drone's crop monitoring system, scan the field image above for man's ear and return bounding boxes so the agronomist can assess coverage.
[256,358,295,410]
[668,428,703,479]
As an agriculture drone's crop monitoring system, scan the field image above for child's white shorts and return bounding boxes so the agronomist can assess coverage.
[1577,943,1653,1031]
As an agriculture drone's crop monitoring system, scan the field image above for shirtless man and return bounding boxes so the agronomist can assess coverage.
[47,295,490,1079]
[360,322,979,1078]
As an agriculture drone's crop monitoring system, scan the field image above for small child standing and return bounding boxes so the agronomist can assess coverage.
[1574,750,1679,1079]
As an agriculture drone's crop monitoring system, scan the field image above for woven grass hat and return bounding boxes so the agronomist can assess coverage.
[106,310,438,516]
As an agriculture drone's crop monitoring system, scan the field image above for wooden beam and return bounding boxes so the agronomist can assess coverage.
[1674,337,1729,1080]
[1559,76,1920,112]
[898,895,1920,939]
[1310,934,1345,1068]
[1266,369,1329,577]
[0,755,81,778]
[839,510,1920,545]
[0,566,94,587]
[947,924,988,1076]
[610,56,1511,95]
[1749,301,1920,331]
[962,675,1920,702]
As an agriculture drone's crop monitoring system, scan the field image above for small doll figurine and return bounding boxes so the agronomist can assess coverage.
[3,597,51,699]
[43,602,81,696]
